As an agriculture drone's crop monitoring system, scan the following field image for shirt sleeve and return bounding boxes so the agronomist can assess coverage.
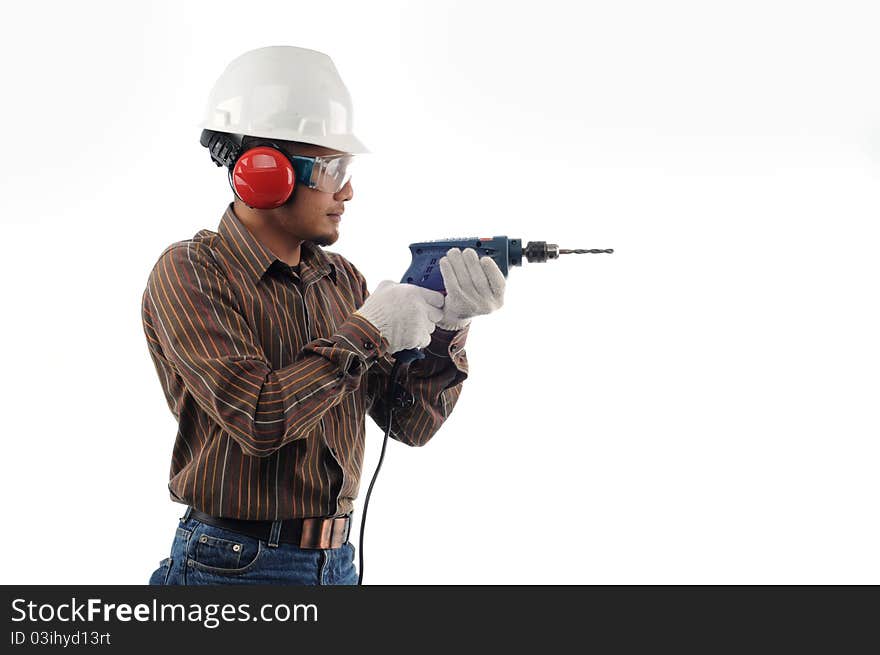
[142,243,387,458]
[353,269,470,447]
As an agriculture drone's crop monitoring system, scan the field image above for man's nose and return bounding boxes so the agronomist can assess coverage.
[334,179,353,202]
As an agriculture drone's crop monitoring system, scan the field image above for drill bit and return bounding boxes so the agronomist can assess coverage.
[523,241,614,263]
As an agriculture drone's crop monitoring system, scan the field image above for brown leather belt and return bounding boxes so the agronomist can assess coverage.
[185,507,351,549]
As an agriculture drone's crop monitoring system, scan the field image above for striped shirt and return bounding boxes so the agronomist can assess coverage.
[142,203,469,520]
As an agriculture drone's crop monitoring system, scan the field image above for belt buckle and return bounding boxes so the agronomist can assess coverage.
[300,516,350,549]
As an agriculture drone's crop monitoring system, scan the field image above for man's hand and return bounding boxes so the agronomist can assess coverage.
[355,281,445,352]
[436,247,506,331]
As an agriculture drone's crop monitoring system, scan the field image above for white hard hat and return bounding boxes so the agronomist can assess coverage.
[198,45,369,154]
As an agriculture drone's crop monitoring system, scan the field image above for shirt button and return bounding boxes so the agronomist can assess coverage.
[363,341,374,350]
[450,345,458,351]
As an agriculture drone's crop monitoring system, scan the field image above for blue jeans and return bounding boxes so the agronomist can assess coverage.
[148,507,358,586]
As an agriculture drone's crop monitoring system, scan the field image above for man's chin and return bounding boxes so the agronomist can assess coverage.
[311,232,338,247]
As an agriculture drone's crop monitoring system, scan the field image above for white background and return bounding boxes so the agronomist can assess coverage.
[1,0,878,584]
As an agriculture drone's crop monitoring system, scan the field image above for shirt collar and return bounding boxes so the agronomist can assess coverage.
[218,203,337,286]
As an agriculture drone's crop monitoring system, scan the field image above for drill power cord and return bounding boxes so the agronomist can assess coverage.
[357,357,406,585]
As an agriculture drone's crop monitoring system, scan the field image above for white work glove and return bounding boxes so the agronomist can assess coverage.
[354,280,445,353]
[436,247,506,331]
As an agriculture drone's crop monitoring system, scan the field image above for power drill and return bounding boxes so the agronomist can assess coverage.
[357,235,613,585]
[395,235,614,364]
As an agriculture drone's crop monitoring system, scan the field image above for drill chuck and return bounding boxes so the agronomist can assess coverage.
[523,241,558,263]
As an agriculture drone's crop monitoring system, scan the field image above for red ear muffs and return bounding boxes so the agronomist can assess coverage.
[229,146,296,209]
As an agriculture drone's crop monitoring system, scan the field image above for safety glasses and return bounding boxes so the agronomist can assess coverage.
[289,152,355,194]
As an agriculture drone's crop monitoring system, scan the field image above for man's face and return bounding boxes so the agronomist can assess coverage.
[238,138,354,247]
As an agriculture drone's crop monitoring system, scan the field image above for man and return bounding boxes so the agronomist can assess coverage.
[144,46,505,585]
